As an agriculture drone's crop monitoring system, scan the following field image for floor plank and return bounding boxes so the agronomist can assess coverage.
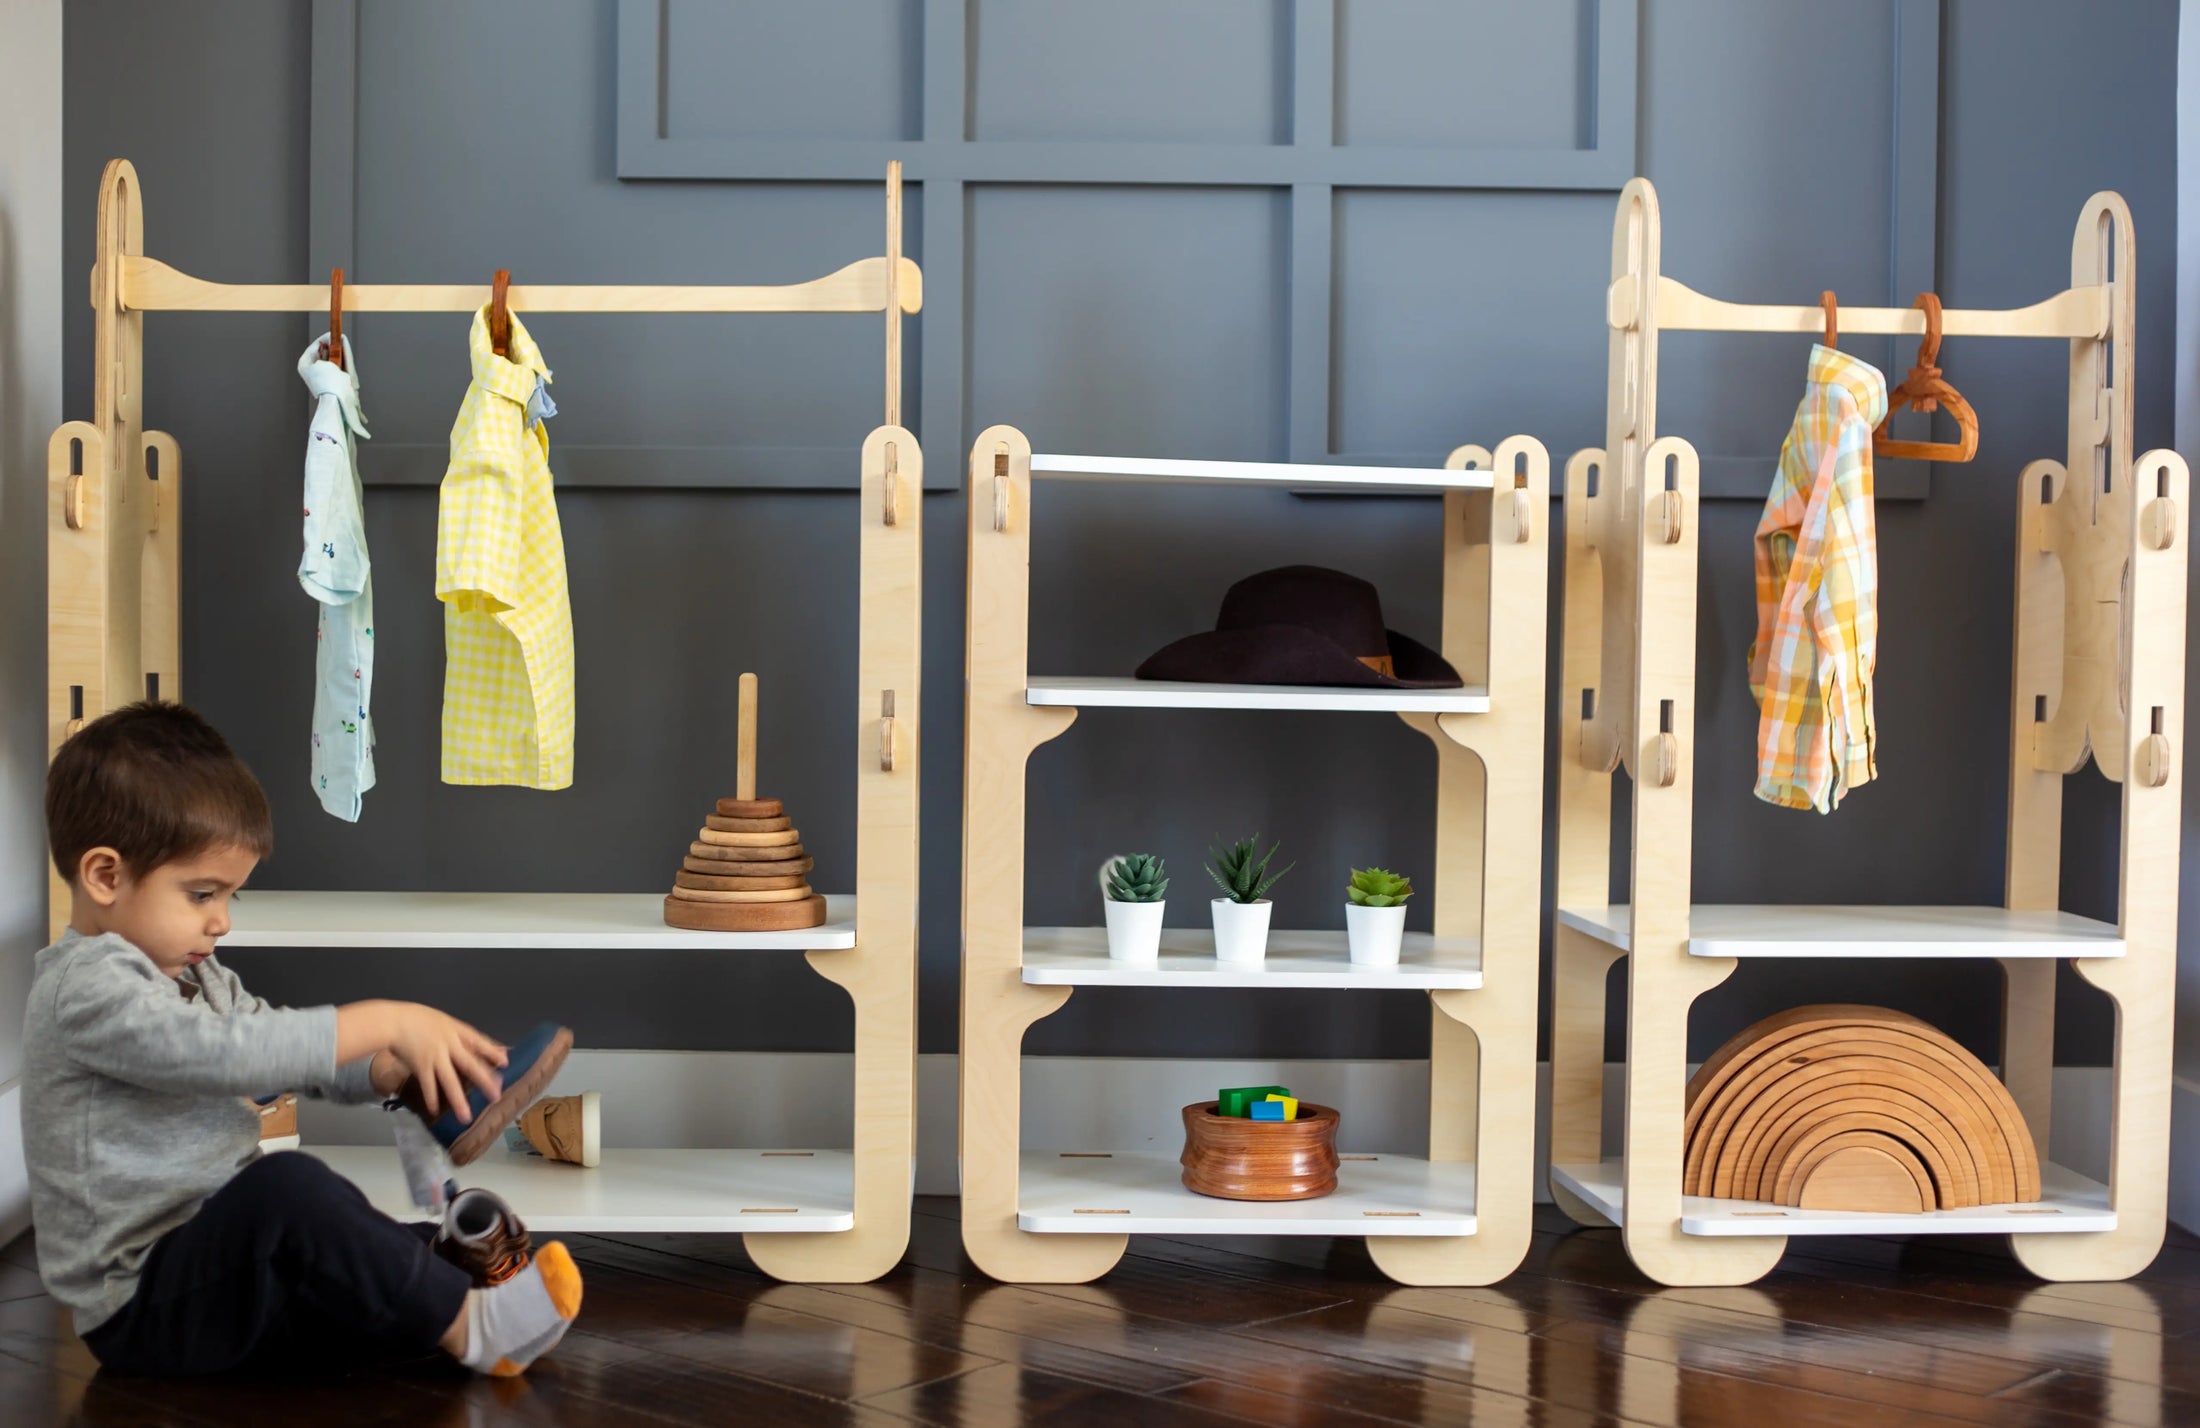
[0,1204,2193,1425]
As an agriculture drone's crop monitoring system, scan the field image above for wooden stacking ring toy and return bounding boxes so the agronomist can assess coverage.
[664,673,829,933]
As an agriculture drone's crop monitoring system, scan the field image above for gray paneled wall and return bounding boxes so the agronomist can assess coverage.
[58,1,2178,1066]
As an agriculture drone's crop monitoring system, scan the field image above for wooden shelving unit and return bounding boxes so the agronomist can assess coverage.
[958,424,1551,1286]
[1547,178,2188,1285]
[45,158,924,1282]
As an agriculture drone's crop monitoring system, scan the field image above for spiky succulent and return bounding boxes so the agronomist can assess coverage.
[1207,834,1294,905]
[1102,853,1169,904]
[1347,867,1414,907]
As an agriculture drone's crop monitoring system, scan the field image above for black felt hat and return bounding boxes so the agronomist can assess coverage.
[1133,565,1462,689]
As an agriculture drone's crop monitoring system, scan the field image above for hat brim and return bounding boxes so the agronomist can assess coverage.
[1134,624,1461,689]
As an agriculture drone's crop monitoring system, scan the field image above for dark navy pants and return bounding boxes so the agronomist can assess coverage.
[82,1151,469,1376]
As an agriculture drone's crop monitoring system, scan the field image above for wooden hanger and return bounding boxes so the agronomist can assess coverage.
[1820,291,1837,348]
[490,269,512,357]
[326,268,344,371]
[1874,292,1978,463]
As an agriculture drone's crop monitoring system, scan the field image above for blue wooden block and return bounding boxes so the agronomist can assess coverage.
[1249,1100,1287,1121]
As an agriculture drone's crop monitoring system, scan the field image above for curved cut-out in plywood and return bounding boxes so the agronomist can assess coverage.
[1683,1005,2041,1212]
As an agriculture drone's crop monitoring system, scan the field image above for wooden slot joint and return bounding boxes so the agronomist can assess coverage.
[1607,273,1639,330]
[882,440,900,527]
[1509,478,1533,544]
[1652,489,1683,544]
[2141,495,2177,550]
[991,446,1010,532]
[2137,730,2172,789]
[879,689,898,773]
[1648,698,1679,787]
[53,423,101,533]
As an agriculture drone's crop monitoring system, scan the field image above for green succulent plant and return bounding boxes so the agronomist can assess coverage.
[1102,853,1169,904]
[1207,834,1294,905]
[1346,867,1414,907]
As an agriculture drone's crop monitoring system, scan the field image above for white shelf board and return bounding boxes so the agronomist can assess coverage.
[1020,1150,1476,1236]
[1027,675,1490,714]
[306,1146,856,1233]
[222,891,858,950]
[1029,452,1492,493]
[1016,1152,1478,1232]
[1554,903,2123,960]
[1549,1159,2114,1237]
[1021,926,1481,989]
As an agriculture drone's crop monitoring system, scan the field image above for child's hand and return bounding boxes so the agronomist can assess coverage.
[385,1005,507,1120]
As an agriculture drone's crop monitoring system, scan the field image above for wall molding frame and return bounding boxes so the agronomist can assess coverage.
[302,1,1941,499]
[613,0,1640,487]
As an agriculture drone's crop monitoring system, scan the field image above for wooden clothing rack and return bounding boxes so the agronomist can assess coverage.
[45,157,924,1284]
[1546,177,2188,1285]
[957,431,1550,1286]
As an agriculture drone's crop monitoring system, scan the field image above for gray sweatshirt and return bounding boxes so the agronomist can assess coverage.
[22,929,382,1332]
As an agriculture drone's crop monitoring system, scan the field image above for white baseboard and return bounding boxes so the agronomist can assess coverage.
[2172,1075,2200,1235]
[298,1051,2116,1203]
[0,1082,29,1246]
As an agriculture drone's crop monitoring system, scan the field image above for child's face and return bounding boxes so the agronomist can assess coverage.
[76,843,260,978]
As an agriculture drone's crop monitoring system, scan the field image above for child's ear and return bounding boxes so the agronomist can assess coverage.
[76,848,126,906]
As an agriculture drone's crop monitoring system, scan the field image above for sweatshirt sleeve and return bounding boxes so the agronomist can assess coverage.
[196,955,385,1104]
[53,946,342,1098]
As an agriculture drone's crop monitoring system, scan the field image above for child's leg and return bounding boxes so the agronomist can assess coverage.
[82,1152,470,1376]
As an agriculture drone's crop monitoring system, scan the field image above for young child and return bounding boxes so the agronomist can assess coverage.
[24,701,582,1377]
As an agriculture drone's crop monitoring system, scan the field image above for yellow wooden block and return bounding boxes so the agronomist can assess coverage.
[1264,1093,1299,1121]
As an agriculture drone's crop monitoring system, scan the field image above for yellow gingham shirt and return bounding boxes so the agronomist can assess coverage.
[435,306,574,789]
[1747,345,1887,814]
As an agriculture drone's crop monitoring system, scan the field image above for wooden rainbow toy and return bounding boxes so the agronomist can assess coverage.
[1682,1005,2040,1214]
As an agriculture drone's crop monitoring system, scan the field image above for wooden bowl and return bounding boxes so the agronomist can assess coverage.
[1179,1100,1340,1201]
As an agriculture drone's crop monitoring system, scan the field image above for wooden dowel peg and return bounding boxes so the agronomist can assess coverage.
[880,689,897,773]
[883,441,900,527]
[2142,496,2178,551]
[736,672,758,801]
[490,269,512,357]
[992,446,1010,532]
[327,268,344,370]
[2137,733,2173,788]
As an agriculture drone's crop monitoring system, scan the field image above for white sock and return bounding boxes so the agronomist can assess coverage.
[457,1241,582,1375]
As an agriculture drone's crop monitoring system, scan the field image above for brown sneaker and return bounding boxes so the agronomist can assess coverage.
[520,1091,600,1168]
[436,1187,534,1287]
[254,1093,299,1149]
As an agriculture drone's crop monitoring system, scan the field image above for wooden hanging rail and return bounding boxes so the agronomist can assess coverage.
[1608,274,2109,340]
[117,254,923,316]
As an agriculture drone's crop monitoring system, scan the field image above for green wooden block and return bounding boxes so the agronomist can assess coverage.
[1217,1084,1291,1118]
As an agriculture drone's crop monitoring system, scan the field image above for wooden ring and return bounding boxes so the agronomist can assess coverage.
[705,814,792,832]
[683,855,813,878]
[714,798,783,818]
[666,885,813,904]
[663,893,828,932]
[675,870,809,892]
[697,828,801,848]
[689,841,807,862]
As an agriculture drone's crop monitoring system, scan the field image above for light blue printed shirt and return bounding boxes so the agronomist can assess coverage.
[297,334,376,820]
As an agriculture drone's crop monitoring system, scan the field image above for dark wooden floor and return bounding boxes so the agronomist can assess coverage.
[2,1197,2195,1426]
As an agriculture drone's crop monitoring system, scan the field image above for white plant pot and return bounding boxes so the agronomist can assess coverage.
[1104,898,1165,963]
[1211,898,1273,964]
[1346,902,1407,967]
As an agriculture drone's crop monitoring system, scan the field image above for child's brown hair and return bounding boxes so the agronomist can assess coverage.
[45,701,273,880]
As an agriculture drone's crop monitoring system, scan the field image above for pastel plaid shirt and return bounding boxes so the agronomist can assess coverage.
[436,306,574,789]
[1748,344,1888,814]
